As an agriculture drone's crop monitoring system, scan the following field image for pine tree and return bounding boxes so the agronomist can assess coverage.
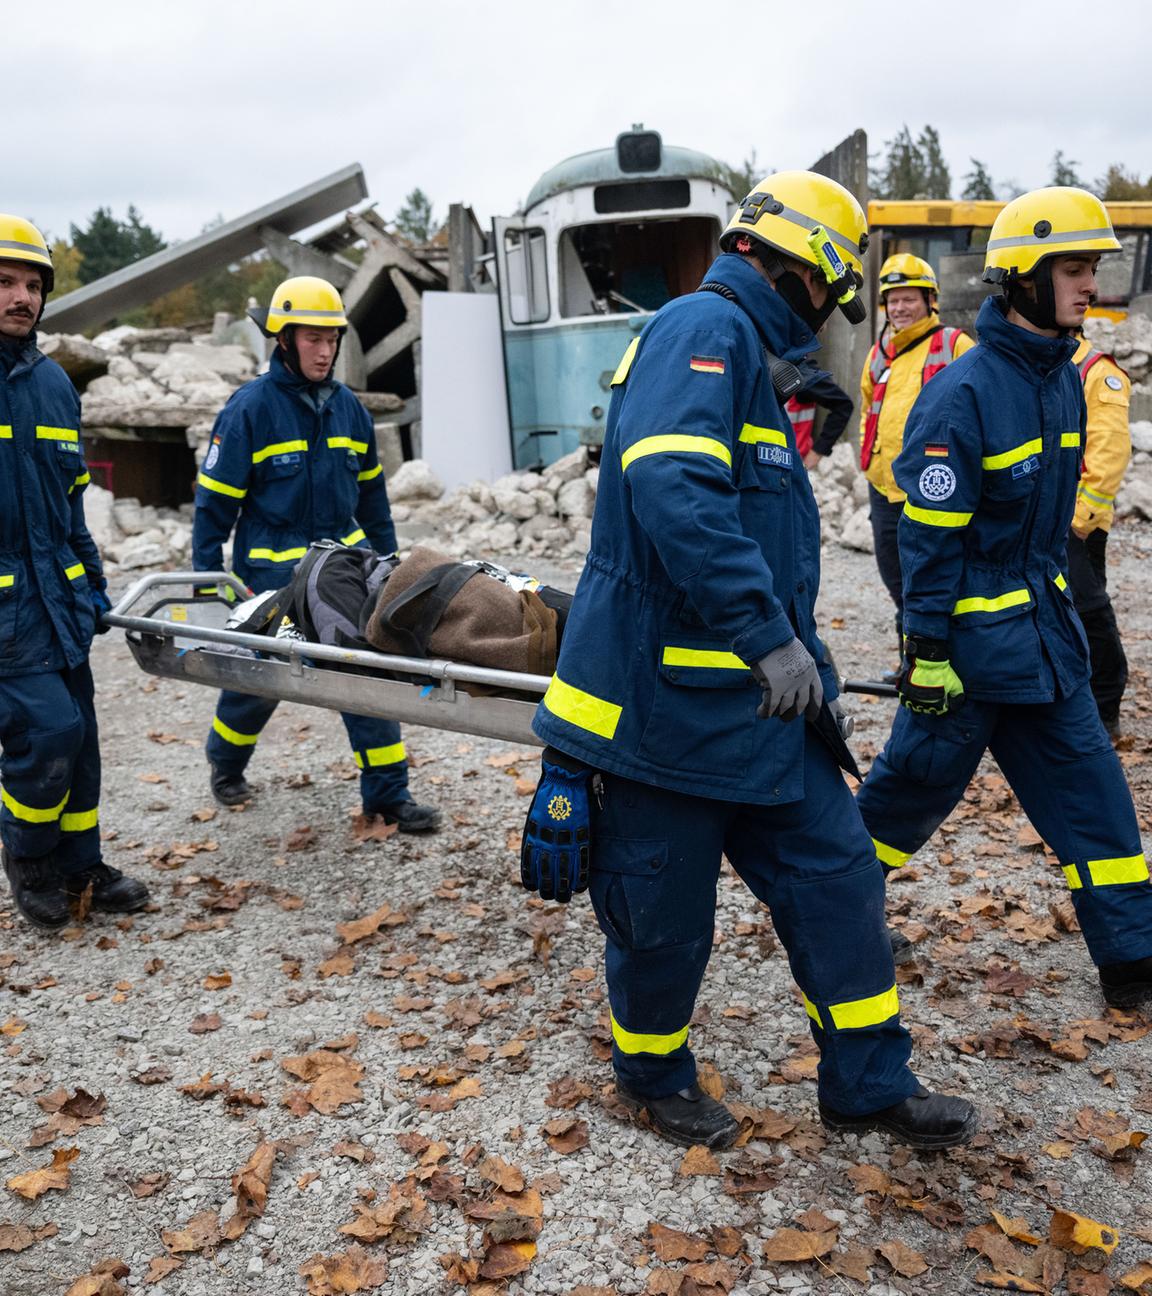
[70,206,166,285]
[917,126,951,199]
[1050,151,1085,187]
[393,189,436,244]
[870,125,926,200]
[960,158,997,201]
[1097,164,1152,201]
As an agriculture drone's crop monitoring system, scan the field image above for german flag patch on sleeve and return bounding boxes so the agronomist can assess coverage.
[924,443,949,458]
[690,355,726,375]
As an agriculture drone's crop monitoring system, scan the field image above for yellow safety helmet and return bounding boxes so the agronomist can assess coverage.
[249,276,348,336]
[721,171,869,326]
[982,187,1120,284]
[0,214,54,294]
[878,253,937,298]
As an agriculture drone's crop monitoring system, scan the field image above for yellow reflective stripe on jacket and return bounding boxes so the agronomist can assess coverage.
[737,424,788,447]
[611,337,640,386]
[358,463,383,482]
[828,985,900,1031]
[353,742,406,769]
[0,426,11,438]
[35,425,79,443]
[903,502,973,528]
[64,563,85,581]
[952,588,1030,616]
[662,647,748,670]
[610,1012,689,1055]
[327,436,368,453]
[70,471,90,494]
[0,574,13,589]
[542,675,622,740]
[61,807,99,832]
[1054,573,1068,591]
[1078,484,1115,506]
[212,716,261,747]
[802,993,823,1028]
[341,528,366,546]
[248,546,307,563]
[1,787,69,824]
[872,838,913,868]
[251,439,308,464]
[982,438,1042,470]
[197,472,247,499]
[621,434,732,473]
[1061,432,1082,448]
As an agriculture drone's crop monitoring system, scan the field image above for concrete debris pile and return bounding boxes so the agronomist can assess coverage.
[83,483,195,572]
[1085,312,1152,421]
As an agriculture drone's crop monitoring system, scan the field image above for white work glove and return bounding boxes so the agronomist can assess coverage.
[752,638,824,722]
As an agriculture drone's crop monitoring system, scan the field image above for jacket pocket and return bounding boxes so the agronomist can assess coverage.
[888,707,979,788]
[950,590,1041,693]
[0,559,19,649]
[637,640,757,774]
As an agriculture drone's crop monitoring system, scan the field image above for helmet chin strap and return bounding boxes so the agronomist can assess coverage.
[761,252,838,332]
[279,326,344,380]
[1005,261,1068,333]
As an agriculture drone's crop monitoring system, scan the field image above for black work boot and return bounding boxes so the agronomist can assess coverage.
[210,764,252,806]
[616,1080,739,1149]
[820,1084,978,1150]
[889,927,917,965]
[2,849,70,931]
[65,863,150,913]
[381,801,442,834]
[1099,957,1152,1009]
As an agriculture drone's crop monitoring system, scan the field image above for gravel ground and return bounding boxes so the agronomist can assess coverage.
[3,528,1152,1296]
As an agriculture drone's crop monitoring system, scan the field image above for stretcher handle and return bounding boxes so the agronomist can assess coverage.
[840,677,899,699]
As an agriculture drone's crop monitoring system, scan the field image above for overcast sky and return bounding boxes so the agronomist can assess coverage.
[11,0,1151,247]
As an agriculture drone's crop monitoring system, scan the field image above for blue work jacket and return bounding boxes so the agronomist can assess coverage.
[0,335,103,677]
[192,349,397,592]
[533,254,838,805]
[895,295,1089,702]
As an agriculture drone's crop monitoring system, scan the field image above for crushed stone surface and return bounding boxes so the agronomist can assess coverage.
[2,528,1152,1296]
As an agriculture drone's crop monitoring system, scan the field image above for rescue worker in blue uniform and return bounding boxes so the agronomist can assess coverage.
[857,188,1152,1009]
[522,174,977,1151]
[192,277,440,832]
[0,215,149,929]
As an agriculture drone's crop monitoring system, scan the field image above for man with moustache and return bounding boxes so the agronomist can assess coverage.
[0,215,149,928]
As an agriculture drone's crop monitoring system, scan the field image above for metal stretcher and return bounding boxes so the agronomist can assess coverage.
[106,572,551,746]
[107,572,898,748]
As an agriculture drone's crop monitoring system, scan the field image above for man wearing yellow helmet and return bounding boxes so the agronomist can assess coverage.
[525,172,977,1151]
[191,277,440,833]
[0,215,150,929]
[857,188,1152,1010]
[860,254,975,678]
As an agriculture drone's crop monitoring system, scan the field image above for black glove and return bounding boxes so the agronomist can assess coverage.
[90,587,112,635]
[899,636,965,715]
[752,637,824,722]
[520,747,592,903]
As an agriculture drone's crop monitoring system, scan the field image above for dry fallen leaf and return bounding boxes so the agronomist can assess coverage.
[974,1272,1045,1292]
[202,972,232,991]
[762,1227,838,1262]
[877,1238,928,1277]
[1120,1263,1152,1291]
[187,1012,222,1035]
[6,1146,80,1200]
[678,1145,722,1177]
[350,813,398,843]
[64,1257,129,1296]
[219,1140,277,1242]
[649,1221,710,1263]
[1050,1209,1120,1255]
[338,1183,428,1245]
[542,1117,589,1154]
[143,1256,183,1284]
[337,903,397,945]
[478,1155,525,1193]
[0,1221,58,1252]
[479,1240,537,1280]
[299,1244,389,1295]
[160,1209,221,1255]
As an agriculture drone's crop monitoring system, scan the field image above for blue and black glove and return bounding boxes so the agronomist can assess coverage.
[520,747,593,904]
[90,586,112,635]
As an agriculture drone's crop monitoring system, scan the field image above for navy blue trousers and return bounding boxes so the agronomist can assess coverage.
[868,485,904,619]
[206,690,410,811]
[589,733,918,1116]
[0,661,102,876]
[857,684,1152,967]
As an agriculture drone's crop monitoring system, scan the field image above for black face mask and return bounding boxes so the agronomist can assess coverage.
[772,266,839,333]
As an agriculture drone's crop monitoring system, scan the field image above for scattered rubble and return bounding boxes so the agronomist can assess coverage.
[1085,310,1152,422]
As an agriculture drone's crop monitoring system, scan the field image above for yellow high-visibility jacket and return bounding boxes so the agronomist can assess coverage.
[858,314,976,502]
[1072,338,1131,535]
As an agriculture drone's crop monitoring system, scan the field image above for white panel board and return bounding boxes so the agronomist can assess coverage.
[421,293,512,491]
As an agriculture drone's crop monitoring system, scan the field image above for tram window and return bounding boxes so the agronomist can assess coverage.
[559,217,719,318]
[504,227,549,324]
[594,181,691,214]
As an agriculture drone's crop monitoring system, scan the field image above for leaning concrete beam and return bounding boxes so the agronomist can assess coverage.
[43,164,368,334]
[257,225,355,289]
